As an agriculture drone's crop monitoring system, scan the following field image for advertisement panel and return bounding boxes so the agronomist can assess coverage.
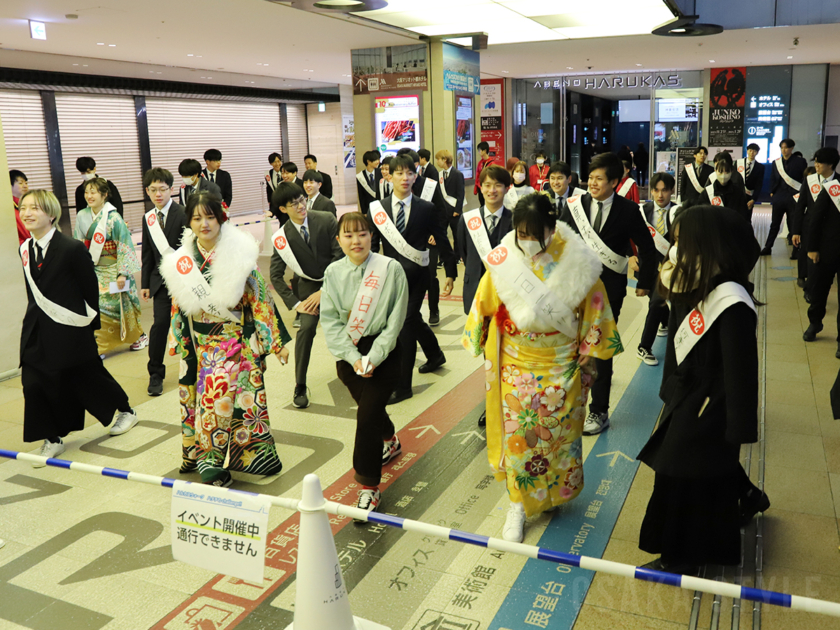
[480,79,505,167]
[351,44,428,96]
[709,67,746,148]
[374,95,420,158]
[455,95,474,179]
[442,43,480,95]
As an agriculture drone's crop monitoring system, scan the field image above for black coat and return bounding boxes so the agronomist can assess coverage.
[456,207,513,314]
[560,192,658,297]
[176,178,223,207]
[266,169,283,205]
[20,230,102,370]
[318,171,333,200]
[419,163,439,183]
[805,181,840,262]
[638,284,758,478]
[357,169,382,215]
[792,174,835,236]
[742,160,765,201]
[203,168,233,207]
[770,155,808,203]
[699,173,750,224]
[370,194,457,286]
[75,178,124,217]
[679,163,715,204]
[310,193,337,216]
[141,201,187,296]
[440,167,466,216]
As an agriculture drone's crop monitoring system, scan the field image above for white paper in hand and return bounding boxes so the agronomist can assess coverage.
[109,281,129,294]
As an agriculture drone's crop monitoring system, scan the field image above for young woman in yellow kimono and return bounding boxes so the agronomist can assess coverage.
[462,193,622,542]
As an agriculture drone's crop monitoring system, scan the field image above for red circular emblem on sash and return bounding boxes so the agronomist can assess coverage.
[812,183,822,195]
[648,226,656,237]
[711,197,722,206]
[689,309,705,335]
[468,217,482,231]
[93,232,105,245]
[22,250,28,267]
[147,213,156,226]
[487,246,508,266]
[176,256,194,275]
[274,235,287,250]
[738,165,744,173]
[830,184,840,197]
[373,211,387,226]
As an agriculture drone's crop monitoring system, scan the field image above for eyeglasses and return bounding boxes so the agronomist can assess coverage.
[148,187,170,194]
[286,197,306,210]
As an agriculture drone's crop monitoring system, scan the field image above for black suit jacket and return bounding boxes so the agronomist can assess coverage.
[357,169,382,214]
[560,193,658,295]
[419,163,439,184]
[203,168,232,207]
[440,167,466,216]
[266,169,283,205]
[742,160,765,200]
[679,163,715,204]
[793,174,837,236]
[141,201,187,296]
[310,194,337,216]
[20,231,102,369]
[805,178,840,262]
[269,210,343,309]
[176,178,223,206]
[640,201,678,263]
[699,173,750,224]
[319,171,333,199]
[370,195,457,286]
[771,155,808,202]
[456,207,513,314]
[75,178,124,217]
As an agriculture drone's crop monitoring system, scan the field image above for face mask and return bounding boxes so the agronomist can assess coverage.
[519,239,544,258]
[83,172,96,181]
[514,172,526,184]
[718,172,732,185]
[182,177,196,187]
[536,158,545,165]
[668,245,678,265]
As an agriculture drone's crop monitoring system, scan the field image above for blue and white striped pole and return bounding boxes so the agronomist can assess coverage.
[2,449,839,619]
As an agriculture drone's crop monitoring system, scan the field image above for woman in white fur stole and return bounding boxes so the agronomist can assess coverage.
[161,192,291,487]
[462,193,622,542]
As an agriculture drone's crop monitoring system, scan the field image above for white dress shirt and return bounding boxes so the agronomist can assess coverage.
[483,205,504,231]
[35,227,57,257]
[392,193,413,226]
[287,216,310,241]
[307,193,320,210]
[589,193,615,229]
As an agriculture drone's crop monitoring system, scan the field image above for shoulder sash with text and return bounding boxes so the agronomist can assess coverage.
[685,163,703,193]
[638,203,670,256]
[145,209,173,256]
[87,204,111,264]
[172,252,240,323]
[617,177,636,198]
[462,208,493,259]
[566,195,628,274]
[271,223,323,282]
[775,157,802,192]
[369,200,430,267]
[345,252,392,347]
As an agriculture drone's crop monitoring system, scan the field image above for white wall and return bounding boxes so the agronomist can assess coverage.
[306,84,357,207]
[825,64,840,144]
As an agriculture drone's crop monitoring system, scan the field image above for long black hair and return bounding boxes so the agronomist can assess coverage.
[665,204,761,309]
[512,193,557,255]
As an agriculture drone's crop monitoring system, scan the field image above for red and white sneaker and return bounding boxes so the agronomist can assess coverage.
[382,435,402,465]
[354,488,381,522]
[130,334,149,351]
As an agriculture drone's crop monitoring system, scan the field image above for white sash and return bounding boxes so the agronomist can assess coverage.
[685,163,703,193]
[566,195,628,274]
[345,253,391,347]
[484,242,578,338]
[669,204,681,224]
[617,177,636,198]
[420,177,437,202]
[462,208,493,259]
[87,203,112,265]
[775,157,802,192]
[439,172,458,207]
[144,208,173,256]
[823,179,840,212]
[20,239,97,327]
[356,171,377,198]
[705,183,723,207]
[638,204,670,256]
[370,200,430,267]
[378,180,390,200]
[737,159,754,196]
[172,252,240,323]
[807,173,823,202]
[674,281,755,365]
[266,171,278,191]
[271,223,323,282]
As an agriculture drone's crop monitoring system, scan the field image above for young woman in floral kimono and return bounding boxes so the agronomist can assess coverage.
[462,193,622,542]
[160,191,291,487]
[73,177,147,355]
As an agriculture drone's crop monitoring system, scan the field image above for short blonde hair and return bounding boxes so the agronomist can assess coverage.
[20,190,61,226]
[435,149,453,167]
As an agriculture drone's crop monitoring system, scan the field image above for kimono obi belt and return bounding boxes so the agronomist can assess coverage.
[85,239,118,261]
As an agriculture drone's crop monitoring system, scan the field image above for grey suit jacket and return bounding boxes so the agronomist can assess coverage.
[310,194,337,216]
[269,210,344,309]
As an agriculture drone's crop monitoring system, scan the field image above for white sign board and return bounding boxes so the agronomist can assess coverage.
[171,480,271,583]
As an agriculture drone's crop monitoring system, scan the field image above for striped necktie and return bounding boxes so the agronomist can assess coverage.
[656,206,666,236]
[300,225,310,244]
[396,201,406,233]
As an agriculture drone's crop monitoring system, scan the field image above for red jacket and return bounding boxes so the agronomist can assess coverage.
[474,157,494,195]
[616,176,640,203]
[529,164,550,191]
[13,197,30,245]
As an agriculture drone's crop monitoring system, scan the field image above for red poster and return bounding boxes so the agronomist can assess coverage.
[710,67,746,108]
[480,79,505,167]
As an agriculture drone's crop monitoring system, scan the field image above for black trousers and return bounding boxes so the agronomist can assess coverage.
[797,215,812,282]
[427,245,440,315]
[764,195,796,249]
[293,278,323,386]
[147,288,172,380]
[398,279,443,391]
[589,283,625,415]
[336,336,401,486]
[639,289,669,353]
[22,353,129,442]
[807,257,840,338]
[448,212,462,260]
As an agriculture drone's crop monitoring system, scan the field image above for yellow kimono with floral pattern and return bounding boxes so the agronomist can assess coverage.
[462,233,622,517]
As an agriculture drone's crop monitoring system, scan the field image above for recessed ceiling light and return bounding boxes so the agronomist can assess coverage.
[502,70,509,73]
[257,63,262,66]
[97,42,104,46]
[787,55,793,59]
[263,63,268,66]
[156,71,162,74]
[709,59,715,63]
[636,63,642,66]
[566,66,573,70]
[82,64,88,67]
[108,44,116,47]
[72,63,78,66]
[187,54,194,57]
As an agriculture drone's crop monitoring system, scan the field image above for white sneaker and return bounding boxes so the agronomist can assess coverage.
[583,412,610,436]
[32,438,65,468]
[657,325,668,337]
[110,409,139,436]
[382,435,402,465]
[354,488,381,522]
[502,503,526,543]
[0,538,5,549]
[130,334,149,351]
[636,346,659,366]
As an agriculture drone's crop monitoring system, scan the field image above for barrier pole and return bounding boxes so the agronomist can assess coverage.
[2,449,840,619]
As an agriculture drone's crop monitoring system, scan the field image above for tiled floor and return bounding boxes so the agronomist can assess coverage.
[2,206,840,629]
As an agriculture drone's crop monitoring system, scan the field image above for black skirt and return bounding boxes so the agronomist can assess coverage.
[639,471,742,567]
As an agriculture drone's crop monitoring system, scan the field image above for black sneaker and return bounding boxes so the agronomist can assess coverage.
[739,489,770,527]
[636,346,659,366]
[429,311,440,326]
[803,324,823,342]
[148,376,163,397]
[293,384,310,409]
[477,410,486,427]
[387,388,413,405]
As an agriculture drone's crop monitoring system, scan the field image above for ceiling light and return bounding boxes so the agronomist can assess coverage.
[97,42,105,46]
[187,54,194,57]
[263,63,268,66]
[72,63,78,66]
[29,20,47,40]
[109,44,116,47]
[709,59,715,63]
[636,63,642,66]
[83,64,88,67]
[257,63,262,65]
[502,70,509,73]
[787,55,793,59]
[566,66,574,70]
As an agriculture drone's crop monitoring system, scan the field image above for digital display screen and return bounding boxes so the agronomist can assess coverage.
[455,95,474,179]
[657,98,699,122]
[374,95,421,158]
